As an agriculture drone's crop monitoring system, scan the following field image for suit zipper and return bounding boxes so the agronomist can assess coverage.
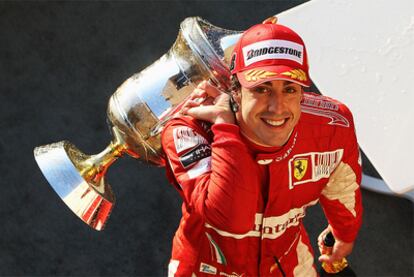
[273,256,286,277]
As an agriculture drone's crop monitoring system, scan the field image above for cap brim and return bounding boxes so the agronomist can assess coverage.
[236,65,311,88]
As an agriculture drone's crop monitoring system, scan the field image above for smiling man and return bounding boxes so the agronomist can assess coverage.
[234,80,302,147]
[162,19,363,277]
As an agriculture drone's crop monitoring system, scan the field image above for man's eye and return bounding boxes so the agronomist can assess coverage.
[285,87,298,94]
[252,87,271,94]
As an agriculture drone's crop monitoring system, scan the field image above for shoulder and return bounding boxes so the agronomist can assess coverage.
[300,92,355,129]
[161,116,213,154]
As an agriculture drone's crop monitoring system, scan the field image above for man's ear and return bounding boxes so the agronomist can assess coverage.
[230,89,241,113]
[231,89,241,105]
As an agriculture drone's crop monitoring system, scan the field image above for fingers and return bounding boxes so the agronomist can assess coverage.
[319,250,341,263]
[318,245,344,263]
[318,235,355,264]
[318,250,344,263]
[181,95,215,115]
[185,105,218,122]
[317,226,345,263]
[180,85,208,114]
[190,87,207,99]
[318,254,334,263]
[317,226,331,253]
[179,80,234,124]
[181,80,221,109]
[200,80,224,98]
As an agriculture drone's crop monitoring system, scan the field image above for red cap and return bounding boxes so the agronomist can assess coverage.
[230,20,310,88]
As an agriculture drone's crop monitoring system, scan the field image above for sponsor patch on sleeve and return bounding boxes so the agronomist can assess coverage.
[186,156,212,179]
[173,126,208,154]
[199,262,217,275]
[179,144,212,168]
[172,126,212,179]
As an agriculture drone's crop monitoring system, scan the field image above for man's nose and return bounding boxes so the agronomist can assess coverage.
[268,92,285,113]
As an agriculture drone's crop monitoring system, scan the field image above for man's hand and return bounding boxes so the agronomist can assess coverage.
[318,225,354,264]
[181,80,235,124]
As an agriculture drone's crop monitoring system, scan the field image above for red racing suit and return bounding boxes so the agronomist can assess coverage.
[161,92,363,277]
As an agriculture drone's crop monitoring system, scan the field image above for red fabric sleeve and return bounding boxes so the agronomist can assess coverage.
[162,118,259,234]
[319,108,363,243]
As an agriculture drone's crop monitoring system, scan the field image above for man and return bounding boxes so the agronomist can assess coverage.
[161,18,363,277]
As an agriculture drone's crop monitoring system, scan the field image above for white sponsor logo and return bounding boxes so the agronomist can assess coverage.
[314,150,343,178]
[260,199,318,239]
[200,263,217,275]
[301,106,350,127]
[187,156,211,179]
[205,199,318,240]
[173,127,207,153]
[289,150,344,189]
[302,94,339,111]
[242,39,304,66]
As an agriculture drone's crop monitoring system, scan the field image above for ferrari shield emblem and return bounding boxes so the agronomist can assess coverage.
[294,159,308,180]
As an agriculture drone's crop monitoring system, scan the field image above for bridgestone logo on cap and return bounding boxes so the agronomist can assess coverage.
[242,39,304,66]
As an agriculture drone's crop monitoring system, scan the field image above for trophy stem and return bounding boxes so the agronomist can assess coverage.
[34,128,128,230]
[77,127,127,188]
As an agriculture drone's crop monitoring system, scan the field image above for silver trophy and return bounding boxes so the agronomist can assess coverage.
[34,17,242,230]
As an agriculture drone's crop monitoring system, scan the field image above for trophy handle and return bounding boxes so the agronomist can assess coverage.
[34,127,127,231]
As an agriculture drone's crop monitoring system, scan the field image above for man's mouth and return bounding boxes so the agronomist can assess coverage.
[263,118,288,127]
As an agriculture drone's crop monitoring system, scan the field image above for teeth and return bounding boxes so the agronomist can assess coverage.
[265,119,286,126]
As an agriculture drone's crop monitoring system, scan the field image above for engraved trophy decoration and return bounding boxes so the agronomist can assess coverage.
[34,17,242,231]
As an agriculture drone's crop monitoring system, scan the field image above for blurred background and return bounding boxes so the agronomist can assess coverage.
[1,1,412,276]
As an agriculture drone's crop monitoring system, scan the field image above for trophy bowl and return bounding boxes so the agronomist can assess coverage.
[34,16,242,230]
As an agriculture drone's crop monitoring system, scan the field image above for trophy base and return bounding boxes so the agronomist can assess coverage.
[34,141,115,231]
